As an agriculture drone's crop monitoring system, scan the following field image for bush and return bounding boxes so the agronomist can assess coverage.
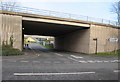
[1,45,23,56]
[45,43,54,48]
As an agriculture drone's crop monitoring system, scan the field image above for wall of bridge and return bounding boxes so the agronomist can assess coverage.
[89,24,119,53]
[55,25,120,53]
[1,14,22,50]
[55,29,90,53]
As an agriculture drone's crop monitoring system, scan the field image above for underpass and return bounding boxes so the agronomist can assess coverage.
[22,15,90,53]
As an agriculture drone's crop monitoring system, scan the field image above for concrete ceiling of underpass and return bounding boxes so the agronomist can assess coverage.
[23,20,89,36]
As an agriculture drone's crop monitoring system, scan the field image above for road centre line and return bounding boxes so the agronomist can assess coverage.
[71,55,83,59]
[14,72,95,76]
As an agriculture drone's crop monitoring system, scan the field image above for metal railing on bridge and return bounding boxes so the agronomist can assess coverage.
[0,4,119,27]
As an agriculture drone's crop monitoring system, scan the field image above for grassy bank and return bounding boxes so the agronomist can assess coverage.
[1,45,23,56]
[91,51,120,56]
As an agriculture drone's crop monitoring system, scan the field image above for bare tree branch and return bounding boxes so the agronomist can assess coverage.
[0,0,21,11]
[111,1,120,25]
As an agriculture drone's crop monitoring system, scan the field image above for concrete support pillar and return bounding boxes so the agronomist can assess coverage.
[1,14,22,51]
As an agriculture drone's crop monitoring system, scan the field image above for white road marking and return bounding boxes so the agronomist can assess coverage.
[96,61,103,63]
[71,55,83,59]
[114,70,120,73]
[103,61,109,63]
[111,60,116,63]
[14,72,95,76]
[55,53,63,56]
[20,61,29,63]
[35,54,40,56]
[79,61,87,63]
[68,57,79,62]
[87,60,95,63]
[112,60,119,63]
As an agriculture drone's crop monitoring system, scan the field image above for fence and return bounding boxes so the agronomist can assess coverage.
[0,4,119,26]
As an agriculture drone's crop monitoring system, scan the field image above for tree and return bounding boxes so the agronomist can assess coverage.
[0,0,20,11]
[112,1,120,25]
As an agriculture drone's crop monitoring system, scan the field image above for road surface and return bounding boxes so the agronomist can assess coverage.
[2,43,119,80]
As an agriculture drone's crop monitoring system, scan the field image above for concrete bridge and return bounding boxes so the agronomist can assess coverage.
[0,8,120,53]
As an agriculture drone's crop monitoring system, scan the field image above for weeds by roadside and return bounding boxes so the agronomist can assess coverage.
[1,45,23,56]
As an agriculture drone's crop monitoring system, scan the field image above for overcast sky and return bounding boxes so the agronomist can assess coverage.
[2,0,119,21]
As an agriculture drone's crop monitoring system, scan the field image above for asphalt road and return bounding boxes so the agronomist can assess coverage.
[2,43,119,80]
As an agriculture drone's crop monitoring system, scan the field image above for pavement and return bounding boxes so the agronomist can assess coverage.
[2,43,119,80]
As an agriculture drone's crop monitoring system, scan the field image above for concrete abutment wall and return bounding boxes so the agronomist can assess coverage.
[55,29,90,53]
[55,25,120,54]
[89,24,119,53]
[0,14,22,50]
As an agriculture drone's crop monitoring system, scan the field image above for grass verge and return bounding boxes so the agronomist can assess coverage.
[37,43,54,49]
[91,50,120,56]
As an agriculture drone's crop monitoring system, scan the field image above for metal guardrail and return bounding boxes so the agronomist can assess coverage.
[0,4,119,26]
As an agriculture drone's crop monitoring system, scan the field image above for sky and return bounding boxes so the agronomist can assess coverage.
[2,0,119,21]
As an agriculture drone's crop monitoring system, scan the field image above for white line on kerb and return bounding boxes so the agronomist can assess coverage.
[55,53,63,56]
[71,55,83,59]
[14,72,95,76]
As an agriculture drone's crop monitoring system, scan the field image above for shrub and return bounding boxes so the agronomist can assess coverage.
[2,44,23,56]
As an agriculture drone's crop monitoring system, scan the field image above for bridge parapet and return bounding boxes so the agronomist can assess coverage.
[0,4,119,27]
